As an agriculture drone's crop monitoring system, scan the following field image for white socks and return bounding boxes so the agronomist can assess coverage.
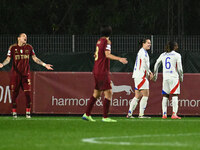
[162,97,168,116]
[172,96,179,115]
[128,97,139,115]
[139,96,148,116]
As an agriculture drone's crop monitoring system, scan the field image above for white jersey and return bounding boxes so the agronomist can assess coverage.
[154,50,183,81]
[132,48,151,79]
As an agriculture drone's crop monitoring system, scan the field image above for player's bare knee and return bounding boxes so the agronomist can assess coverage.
[93,93,100,99]
[104,89,112,100]
[93,90,101,99]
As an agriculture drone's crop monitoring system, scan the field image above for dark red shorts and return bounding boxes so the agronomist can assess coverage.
[10,72,31,92]
[94,74,111,91]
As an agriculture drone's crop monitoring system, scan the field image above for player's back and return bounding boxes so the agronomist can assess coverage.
[160,51,181,79]
[93,37,110,75]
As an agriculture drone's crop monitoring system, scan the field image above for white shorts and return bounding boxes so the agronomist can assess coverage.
[162,78,180,95]
[134,78,149,90]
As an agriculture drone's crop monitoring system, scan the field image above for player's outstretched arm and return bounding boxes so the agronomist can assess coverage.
[105,51,128,64]
[0,57,11,68]
[32,55,54,70]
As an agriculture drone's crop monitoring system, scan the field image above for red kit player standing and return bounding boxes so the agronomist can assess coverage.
[0,33,53,118]
[82,25,128,122]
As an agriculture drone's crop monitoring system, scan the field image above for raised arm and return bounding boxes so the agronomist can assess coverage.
[0,57,11,68]
[32,55,53,70]
[105,51,128,64]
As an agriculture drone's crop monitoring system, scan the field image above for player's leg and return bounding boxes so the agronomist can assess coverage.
[127,78,143,118]
[138,89,150,118]
[11,89,20,118]
[162,79,170,119]
[82,89,102,122]
[102,89,117,122]
[127,90,141,118]
[135,78,150,118]
[171,94,181,119]
[162,95,169,119]
[24,90,31,118]
[170,79,181,119]
[10,73,21,118]
[22,75,32,118]
[85,89,101,116]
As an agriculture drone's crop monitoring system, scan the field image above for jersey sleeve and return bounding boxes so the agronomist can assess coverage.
[142,52,151,76]
[177,54,183,82]
[7,45,13,57]
[105,39,111,51]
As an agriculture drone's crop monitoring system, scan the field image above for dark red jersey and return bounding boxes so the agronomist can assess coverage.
[93,37,111,75]
[7,43,35,76]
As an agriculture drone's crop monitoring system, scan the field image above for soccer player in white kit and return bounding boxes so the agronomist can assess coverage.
[153,41,183,119]
[127,38,154,118]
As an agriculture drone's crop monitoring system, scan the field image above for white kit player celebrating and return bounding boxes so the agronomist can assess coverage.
[153,41,183,119]
[127,38,153,118]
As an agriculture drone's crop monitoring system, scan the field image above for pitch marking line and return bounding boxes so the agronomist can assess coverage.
[82,133,200,147]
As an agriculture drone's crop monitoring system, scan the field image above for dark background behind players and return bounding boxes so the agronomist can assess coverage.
[0,0,199,35]
[0,0,200,74]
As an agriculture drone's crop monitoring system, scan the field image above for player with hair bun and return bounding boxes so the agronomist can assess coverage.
[153,41,183,119]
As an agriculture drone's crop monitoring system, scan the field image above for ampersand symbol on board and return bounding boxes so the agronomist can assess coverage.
[96,98,103,106]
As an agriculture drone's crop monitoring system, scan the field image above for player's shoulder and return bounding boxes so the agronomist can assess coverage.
[26,43,33,48]
[100,37,111,44]
[160,52,166,57]
[172,51,181,57]
[138,48,143,54]
[9,43,17,50]
[139,48,148,57]
[106,38,111,45]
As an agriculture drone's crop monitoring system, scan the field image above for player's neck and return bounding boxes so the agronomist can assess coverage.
[18,42,25,47]
[102,36,109,40]
[142,47,147,51]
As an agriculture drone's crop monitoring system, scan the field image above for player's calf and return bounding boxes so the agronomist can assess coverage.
[12,108,17,118]
[26,108,31,119]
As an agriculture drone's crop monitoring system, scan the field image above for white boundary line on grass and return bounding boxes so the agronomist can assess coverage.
[82,133,200,147]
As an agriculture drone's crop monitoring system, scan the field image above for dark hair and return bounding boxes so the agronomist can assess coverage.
[139,38,150,48]
[16,33,25,44]
[100,25,112,37]
[165,41,178,52]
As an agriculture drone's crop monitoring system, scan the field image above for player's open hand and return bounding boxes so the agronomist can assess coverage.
[0,63,3,68]
[119,58,128,64]
[45,64,54,70]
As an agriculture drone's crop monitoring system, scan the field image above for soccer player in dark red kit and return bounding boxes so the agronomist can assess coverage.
[82,25,128,122]
[0,33,53,118]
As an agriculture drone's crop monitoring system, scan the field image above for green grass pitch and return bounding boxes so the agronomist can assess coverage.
[0,116,200,150]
